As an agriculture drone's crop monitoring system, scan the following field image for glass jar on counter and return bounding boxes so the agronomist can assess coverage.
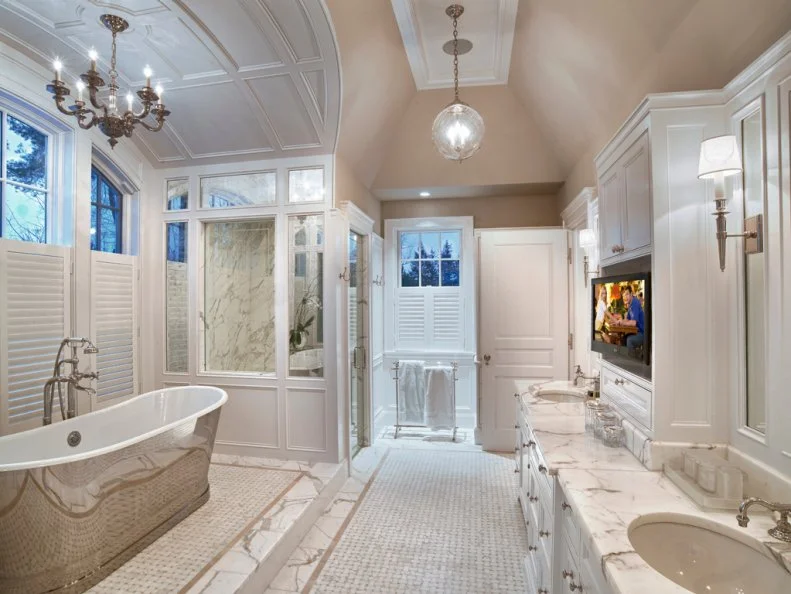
[585,400,610,434]
[601,424,624,448]
[594,411,619,440]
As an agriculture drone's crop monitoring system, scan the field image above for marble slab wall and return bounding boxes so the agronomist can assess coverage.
[204,220,276,373]
[166,261,188,373]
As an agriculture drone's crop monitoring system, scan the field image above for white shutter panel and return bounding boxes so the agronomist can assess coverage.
[0,241,71,434]
[91,252,138,406]
[433,292,462,344]
[396,293,426,345]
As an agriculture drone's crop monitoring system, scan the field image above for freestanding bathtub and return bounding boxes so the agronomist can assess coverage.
[0,385,228,594]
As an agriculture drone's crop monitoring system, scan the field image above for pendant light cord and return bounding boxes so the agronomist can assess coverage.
[452,11,460,102]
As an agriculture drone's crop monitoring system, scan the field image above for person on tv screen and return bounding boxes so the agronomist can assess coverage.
[620,285,644,355]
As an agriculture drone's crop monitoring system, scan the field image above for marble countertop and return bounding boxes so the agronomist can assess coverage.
[520,382,791,593]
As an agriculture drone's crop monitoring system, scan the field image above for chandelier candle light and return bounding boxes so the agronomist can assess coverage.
[432,4,485,162]
[46,14,169,149]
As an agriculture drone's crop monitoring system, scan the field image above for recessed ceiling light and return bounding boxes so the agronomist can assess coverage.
[419,191,431,197]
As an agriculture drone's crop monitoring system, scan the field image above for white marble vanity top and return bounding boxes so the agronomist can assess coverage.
[520,382,791,593]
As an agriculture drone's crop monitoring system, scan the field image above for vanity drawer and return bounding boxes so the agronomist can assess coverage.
[601,366,652,430]
[536,488,554,571]
[527,438,554,503]
[558,492,581,557]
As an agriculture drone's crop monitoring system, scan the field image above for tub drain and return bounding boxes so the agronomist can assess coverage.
[67,431,82,447]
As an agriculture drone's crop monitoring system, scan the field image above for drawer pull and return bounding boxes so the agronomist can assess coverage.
[523,440,535,448]
[514,393,519,399]
[528,545,538,552]
[562,570,575,580]
[515,424,519,429]
[562,501,572,512]
[538,589,549,594]
[529,495,538,502]
[539,530,550,538]
[538,464,548,474]
[570,582,583,592]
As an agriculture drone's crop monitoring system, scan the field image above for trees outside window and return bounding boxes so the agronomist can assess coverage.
[0,113,49,243]
[91,167,123,253]
[399,230,461,287]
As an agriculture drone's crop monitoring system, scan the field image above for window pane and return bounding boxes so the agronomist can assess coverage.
[289,215,324,377]
[204,219,275,373]
[420,232,440,259]
[288,168,324,203]
[421,260,439,286]
[201,172,276,208]
[166,222,188,373]
[91,168,98,203]
[6,115,48,189]
[401,261,419,287]
[3,184,46,243]
[400,232,419,260]
[441,260,460,286]
[100,179,120,207]
[90,203,98,250]
[440,231,460,259]
[100,207,120,253]
[166,179,188,210]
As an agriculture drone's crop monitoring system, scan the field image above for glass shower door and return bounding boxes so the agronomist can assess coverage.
[349,231,367,455]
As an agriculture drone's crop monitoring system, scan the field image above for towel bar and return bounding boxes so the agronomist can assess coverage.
[390,360,458,440]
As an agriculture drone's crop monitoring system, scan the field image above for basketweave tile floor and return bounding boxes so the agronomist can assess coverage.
[88,456,343,594]
[266,431,527,594]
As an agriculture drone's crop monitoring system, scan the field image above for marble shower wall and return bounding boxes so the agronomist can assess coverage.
[204,219,276,373]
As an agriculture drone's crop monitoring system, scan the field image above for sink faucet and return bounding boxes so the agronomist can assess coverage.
[574,365,600,394]
[736,497,791,543]
[43,338,100,425]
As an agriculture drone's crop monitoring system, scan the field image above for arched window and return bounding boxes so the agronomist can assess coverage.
[0,111,50,243]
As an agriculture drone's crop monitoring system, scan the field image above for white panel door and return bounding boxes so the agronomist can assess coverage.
[479,229,569,451]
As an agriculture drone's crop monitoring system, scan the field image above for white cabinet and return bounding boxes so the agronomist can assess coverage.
[598,131,652,265]
[600,362,653,432]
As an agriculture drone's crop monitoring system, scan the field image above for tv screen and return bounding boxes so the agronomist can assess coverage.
[591,272,650,367]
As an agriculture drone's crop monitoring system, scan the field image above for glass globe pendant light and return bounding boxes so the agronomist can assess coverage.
[432,4,484,162]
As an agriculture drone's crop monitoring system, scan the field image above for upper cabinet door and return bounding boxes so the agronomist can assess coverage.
[598,164,623,261]
[622,132,652,252]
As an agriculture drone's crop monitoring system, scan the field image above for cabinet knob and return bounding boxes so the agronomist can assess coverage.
[529,495,538,502]
[528,545,538,552]
[562,569,575,580]
[538,589,549,594]
[538,464,548,474]
[539,529,550,538]
[562,501,572,512]
[570,582,583,592]
[524,440,536,448]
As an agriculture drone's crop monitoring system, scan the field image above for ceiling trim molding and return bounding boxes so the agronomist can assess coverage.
[391,0,517,91]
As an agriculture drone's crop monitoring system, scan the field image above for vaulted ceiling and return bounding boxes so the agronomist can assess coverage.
[0,0,341,167]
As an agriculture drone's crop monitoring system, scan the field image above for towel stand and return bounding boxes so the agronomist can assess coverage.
[390,360,458,440]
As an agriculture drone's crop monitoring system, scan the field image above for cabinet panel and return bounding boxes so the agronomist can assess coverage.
[598,164,623,261]
[601,364,653,431]
[622,133,652,252]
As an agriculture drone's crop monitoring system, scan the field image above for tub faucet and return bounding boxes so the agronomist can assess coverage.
[736,497,791,543]
[43,338,100,425]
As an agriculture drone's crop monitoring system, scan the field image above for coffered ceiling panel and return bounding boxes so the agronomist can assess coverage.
[391,0,517,90]
[0,0,340,166]
[246,74,320,149]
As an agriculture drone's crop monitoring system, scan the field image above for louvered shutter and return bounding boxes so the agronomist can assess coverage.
[0,240,71,434]
[90,252,138,407]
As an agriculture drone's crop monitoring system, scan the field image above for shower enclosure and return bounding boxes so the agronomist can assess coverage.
[349,230,368,454]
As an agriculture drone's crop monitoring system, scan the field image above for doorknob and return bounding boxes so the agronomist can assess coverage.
[483,354,491,366]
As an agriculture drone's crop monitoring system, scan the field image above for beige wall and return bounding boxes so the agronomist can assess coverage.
[326,0,415,188]
[381,194,560,230]
[335,156,383,235]
[373,85,564,192]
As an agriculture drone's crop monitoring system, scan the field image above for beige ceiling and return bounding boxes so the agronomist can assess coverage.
[329,0,791,201]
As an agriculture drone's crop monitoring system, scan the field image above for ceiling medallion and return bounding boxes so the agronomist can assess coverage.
[46,14,170,149]
[431,4,485,163]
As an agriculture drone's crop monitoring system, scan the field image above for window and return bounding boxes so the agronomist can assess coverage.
[200,171,276,208]
[91,167,123,253]
[166,178,188,211]
[288,168,324,203]
[0,112,49,243]
[399,230,460,287]
[166,222,188,373]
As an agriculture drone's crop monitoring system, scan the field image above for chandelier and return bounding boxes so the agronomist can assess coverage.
[46,14,169,149]
[431,4,484,162]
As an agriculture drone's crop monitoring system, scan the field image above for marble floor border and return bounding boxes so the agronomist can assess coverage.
[179,470,306,593]
[300,450,392,594]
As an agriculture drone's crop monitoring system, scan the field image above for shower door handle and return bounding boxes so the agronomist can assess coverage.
[353,346,366,370]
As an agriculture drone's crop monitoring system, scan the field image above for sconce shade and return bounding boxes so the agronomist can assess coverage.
[579,228,596,249]
[698,135,742,179]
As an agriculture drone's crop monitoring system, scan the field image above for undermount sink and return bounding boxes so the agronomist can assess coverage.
[532,382,587,403]
[628,513,791,593]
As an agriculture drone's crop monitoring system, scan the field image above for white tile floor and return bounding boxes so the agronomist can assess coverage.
[266,428,527,594]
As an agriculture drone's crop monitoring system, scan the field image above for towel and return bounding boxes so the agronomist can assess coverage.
[424,365,454,430]
[397,360,425,425]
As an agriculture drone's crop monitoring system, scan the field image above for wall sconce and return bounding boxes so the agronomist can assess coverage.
[579,228,599,287]
[697,135,762,272]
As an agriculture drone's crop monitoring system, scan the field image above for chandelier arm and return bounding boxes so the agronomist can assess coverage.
[130,102,152,121]
[52,97,78,117]
[76,109,99,130]
[86,84,107,111]
[137,117,166,133]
